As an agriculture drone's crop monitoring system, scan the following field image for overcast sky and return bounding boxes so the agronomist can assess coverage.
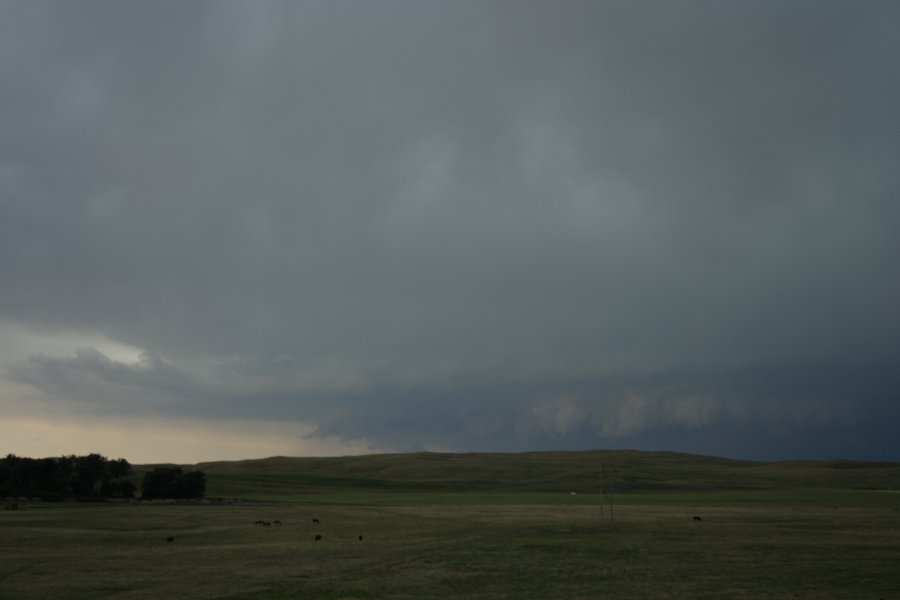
[1,1,898,463]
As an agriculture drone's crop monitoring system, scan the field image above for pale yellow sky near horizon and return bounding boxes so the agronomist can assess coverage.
[0,416,375,464]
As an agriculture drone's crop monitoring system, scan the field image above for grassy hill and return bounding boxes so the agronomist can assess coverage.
[189,450,900,501]
[6,450,899,599]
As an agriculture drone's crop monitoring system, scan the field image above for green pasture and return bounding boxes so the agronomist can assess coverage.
[2,492,899,599]
[197,450,900,500]
[2,451,899,599]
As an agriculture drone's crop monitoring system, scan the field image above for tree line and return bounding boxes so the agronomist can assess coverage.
[0,454,206,501]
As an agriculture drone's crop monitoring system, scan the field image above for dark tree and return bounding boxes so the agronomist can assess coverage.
[106,478,137,499]
[0,454,17,497]
[72,454,106,496]
[101,458,135,498]
[141,467,182,500]
[182,470,207,499]
[141,467,206,500]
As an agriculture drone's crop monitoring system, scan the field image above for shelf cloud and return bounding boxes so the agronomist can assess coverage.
[1,1,898,462]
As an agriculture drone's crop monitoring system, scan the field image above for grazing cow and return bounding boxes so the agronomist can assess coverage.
[166,537,175,543]
[693,516,702,522]
[358,535,364,541]
[312,518,320,524]
[273,520,282,525]
[314,534,322,541]
[254,520,265,526]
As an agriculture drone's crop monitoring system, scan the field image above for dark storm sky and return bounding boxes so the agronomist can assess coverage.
[1,1,898,461]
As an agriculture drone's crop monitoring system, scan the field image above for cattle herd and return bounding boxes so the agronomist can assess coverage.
[259,517,364,542]
[253,519,279,527]
[174,516,366,544]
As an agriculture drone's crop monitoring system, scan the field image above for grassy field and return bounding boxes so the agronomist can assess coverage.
[2,451,899,599]
[195,450,900,500]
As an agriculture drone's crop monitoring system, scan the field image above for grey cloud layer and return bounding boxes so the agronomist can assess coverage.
[1,1,898,458]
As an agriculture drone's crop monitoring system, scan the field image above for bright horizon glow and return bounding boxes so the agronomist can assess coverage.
[0,416,377,464]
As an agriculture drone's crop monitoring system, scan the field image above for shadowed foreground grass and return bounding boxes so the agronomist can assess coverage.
[1,492,899,599]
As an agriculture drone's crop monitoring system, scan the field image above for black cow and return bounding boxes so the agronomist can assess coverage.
[314,534,322,541]
[693,516,702,522]
[167,537,175,543]
[312,518,320,524]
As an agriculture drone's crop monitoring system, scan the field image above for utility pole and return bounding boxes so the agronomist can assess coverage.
[595,464,617,531]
